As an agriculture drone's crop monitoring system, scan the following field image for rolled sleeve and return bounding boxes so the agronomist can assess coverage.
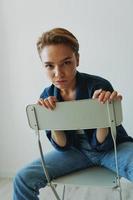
[91,129,114,151]
[46,130,72,151]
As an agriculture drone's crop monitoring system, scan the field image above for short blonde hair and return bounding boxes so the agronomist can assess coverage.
[36,27,79,57]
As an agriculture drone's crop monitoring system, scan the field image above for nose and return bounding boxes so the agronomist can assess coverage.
[54,66,63,77]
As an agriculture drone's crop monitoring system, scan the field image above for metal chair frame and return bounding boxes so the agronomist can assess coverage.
[26,99,123,200]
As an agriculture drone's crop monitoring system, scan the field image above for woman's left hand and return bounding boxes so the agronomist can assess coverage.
[92,89,122,104]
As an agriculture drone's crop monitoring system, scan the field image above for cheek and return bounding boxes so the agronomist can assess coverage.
[65,68,76,78]
[46,70,54,79]
[70,65,77,74]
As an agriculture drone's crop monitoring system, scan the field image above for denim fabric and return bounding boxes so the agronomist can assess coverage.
[13,142,133,200]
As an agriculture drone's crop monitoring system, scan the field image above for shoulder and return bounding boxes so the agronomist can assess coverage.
[78,71,110,84]
[78,71,114,92]
[40,84,55,99]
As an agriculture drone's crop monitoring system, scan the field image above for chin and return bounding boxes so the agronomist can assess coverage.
[55,84,67,90]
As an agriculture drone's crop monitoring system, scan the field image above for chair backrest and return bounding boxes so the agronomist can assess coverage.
[26,99,122,132]
[26,99,123,199]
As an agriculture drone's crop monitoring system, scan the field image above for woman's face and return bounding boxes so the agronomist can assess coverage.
[40,44,79,91]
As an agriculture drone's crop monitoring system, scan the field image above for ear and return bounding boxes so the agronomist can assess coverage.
[76,53,80,67]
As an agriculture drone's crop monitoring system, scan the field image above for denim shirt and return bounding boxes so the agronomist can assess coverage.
[40,71,133,152]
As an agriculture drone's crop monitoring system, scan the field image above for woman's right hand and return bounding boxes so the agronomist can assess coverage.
[37,96,57,110]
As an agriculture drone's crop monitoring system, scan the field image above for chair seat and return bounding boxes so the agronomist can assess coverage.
[52,167,118,188]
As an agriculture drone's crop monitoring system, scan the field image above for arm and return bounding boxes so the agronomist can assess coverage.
[96,128,109,143]
[92,89,122,143]
[37,96,67,147]
[51,130,67,147]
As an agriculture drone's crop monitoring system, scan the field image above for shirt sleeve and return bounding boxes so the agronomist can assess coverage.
[90,128,114,151]
[46,130,72,151]
[91,77,114,97]
[40,88,49,99]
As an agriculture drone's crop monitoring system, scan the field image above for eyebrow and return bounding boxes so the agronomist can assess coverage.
[44,56,72,64]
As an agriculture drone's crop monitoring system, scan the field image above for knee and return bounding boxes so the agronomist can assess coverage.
[13,168,41,199]
[126,167,133,182]
[13,165,47,191]
[124,160,133,182]
[13,168,27,189]
[13,165,37,190]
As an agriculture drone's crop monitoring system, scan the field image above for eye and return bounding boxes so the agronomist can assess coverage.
[63,60,72,66]
[45,64,54,69]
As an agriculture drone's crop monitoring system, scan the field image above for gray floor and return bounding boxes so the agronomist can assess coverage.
[0,178,13,200]
[0,177,133,200]
[40,179,133,200]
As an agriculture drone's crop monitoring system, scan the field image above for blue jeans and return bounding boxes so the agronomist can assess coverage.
[13,142,133,200]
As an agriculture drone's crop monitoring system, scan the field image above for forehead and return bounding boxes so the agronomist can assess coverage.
[40,44,74,62]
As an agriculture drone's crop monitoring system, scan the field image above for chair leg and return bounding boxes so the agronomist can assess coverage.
[117,177,123,200]
[62,185,65,200]
[118,187,122,200]
[49,184,61,200]
[36,132,61,200]
[113,185,123,200]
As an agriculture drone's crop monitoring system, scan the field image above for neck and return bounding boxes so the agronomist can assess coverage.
[60,79,76,95]
[61,90,76,101]
[60,80,76,101]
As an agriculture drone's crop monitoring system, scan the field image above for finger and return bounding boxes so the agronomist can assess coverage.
[43,99,55,110]
[92,89,102,99]
[117,94,123,100]
[37,99,45,106]
[110,92,123,101]
[37,96,57,109]
[47,96,57,109]
[98,90,107,103]
[109,91,118,101]
[37,100,42,105]
[48,96,57,103]
[44,96,57,110]
[37,99,49,108]
[102,91,111,103]
[37,99,50,108]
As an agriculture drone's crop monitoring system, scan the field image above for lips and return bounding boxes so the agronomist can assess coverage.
[56,80,67,83]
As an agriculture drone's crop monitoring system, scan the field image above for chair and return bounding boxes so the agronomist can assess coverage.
[26,99,123,200]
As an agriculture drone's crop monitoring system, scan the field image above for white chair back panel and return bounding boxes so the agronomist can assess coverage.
[26,99,123,200]
[26,99,122,131]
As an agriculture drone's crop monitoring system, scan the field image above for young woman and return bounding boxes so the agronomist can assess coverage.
[13,28,133,200]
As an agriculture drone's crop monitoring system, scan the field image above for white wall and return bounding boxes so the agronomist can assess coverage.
[0,0,133,177]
